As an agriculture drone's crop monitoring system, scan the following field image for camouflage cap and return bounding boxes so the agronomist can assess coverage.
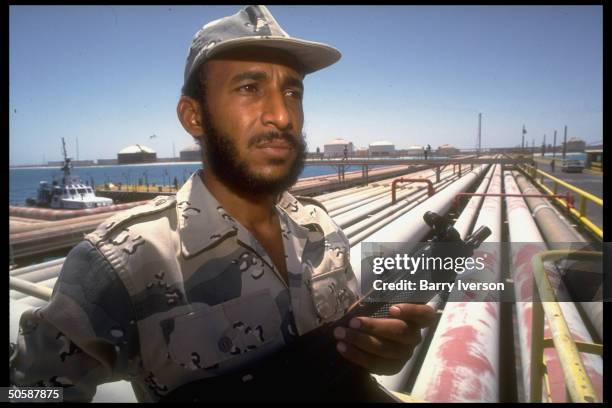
[183,5,341,88]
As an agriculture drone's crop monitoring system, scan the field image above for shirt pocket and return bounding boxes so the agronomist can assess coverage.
[162,289,283,370]
[309,266,355,323]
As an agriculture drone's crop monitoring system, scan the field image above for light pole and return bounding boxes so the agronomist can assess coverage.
[477,112,482,156]
[562,125,568,160]
[552,130,557,167]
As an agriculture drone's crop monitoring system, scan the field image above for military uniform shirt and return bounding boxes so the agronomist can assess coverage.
[10,171,360,402]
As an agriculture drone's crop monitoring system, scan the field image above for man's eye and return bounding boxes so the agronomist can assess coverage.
[238,84,258,93]
[286,89,303,99]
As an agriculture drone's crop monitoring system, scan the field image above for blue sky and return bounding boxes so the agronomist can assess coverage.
[9,5,602,165]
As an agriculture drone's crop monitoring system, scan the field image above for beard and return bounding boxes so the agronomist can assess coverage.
[199,104,307,197]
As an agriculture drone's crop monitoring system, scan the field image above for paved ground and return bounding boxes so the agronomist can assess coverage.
[532,159,602,230]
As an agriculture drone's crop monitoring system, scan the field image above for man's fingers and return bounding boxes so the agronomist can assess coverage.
[389,303,436,328]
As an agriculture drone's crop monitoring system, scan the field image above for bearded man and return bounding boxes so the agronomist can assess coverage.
[10,6,434,402]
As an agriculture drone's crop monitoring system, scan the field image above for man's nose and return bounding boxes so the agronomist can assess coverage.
[261,91,292,131]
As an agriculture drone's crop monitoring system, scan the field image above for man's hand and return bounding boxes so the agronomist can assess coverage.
[333,303,436,375]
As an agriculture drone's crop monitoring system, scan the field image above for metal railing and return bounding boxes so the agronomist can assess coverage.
[98,184,178,193]
[530,250,603,403]
[521,164,602,240]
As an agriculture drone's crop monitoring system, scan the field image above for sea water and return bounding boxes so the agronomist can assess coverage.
[9,162,385,206]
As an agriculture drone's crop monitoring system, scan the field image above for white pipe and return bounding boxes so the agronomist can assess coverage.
[335,184,423,227]
[333,170,456,223]
[412,163,502,402]
[327,186,392,214]
[9,277,53,301]
[10,257,66,276]
[513,171,601,340]
[504,171,602,402]
[365,165,490,394]
[322,166,442,210]
[452,162,496,238]
[316,184,373,202]
[345,175,459,243]
[12,264,63,284]
[349,165,489,283]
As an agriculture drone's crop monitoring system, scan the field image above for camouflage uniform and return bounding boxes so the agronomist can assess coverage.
[10,171,360,402]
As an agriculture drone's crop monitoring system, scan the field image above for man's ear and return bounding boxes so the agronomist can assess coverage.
[177,96,204,139]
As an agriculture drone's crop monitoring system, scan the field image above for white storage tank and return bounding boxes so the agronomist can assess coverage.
[324,138,354,158]
[369,140,395,157]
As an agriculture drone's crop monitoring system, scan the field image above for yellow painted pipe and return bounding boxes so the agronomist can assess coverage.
[531,250,602,403]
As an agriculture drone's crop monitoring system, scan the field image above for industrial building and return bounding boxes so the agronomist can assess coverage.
[354,147,369,157]
[405,145,424,156]
[564,137,586,152]
[180,144,202,161]
[324,138,354,158]
[437,144,459,156]
[368,141,395,157]
[117,145,157,164]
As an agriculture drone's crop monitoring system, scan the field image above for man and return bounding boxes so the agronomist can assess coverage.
[10,6,434,402]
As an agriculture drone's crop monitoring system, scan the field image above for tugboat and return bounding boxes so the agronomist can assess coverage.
[26,138,114,209]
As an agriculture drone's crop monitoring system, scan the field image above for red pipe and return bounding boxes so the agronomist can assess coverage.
[453,192,574,211]
[391,178,434,204]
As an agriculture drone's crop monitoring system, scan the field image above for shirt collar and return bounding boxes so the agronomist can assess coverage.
[176,171,239,259]
[176,171,322,259]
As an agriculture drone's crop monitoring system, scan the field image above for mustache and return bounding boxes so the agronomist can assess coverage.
[248,132,302,149]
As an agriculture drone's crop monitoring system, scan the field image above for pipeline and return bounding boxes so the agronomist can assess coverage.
[371,166,474,393]
[9,257,65,277]
[334,171,456,228]
[292,164,428,196]
[354,165,489,393]
[412,163,503,402]
[373,295,446,393]
[504,171,602,402]
[9,200,150,221]
[9,276,53,301]
[9,262,64,286]
[514,172,602,342]
[452,162,496,237]
[327,186,391,215]
[346,172,460,245]
[316,184,374,202]
[321,166,442,212]
[10,215,113,259]
[10,209,123,235]
[349,164,489,288]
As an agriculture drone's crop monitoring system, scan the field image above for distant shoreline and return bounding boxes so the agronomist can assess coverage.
[9,161,203,170]
[10,150,593,170]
